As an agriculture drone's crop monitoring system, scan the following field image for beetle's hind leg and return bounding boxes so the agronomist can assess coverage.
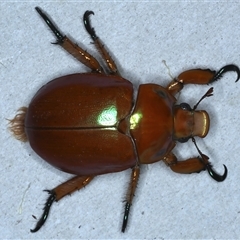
[122,165,140,232]
[30,175,94,232]
[83,11,120,76]
[35,7,103,73]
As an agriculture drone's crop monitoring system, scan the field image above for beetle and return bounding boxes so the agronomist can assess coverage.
[9,7,240,233]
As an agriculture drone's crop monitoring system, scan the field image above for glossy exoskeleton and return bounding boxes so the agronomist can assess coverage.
[9,7,240,233]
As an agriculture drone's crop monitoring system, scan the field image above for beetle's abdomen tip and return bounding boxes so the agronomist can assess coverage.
[8,107,28,142]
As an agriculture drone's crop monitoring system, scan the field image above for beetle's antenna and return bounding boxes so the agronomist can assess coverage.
[193,87,213,110]
[35,7,65,43]
[191,137,227,182]
[30,190,56,233]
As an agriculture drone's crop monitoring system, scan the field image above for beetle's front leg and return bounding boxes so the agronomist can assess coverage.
[122,165,140,232]
[167,65,240,95]
[163,152,207,174]
[31,175,94,233]
[163,152,227,182]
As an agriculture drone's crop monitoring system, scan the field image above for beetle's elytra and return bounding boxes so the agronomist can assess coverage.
[9,7,240,233]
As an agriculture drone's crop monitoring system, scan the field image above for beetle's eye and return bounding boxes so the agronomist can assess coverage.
[178,136,190,143]
[180,103,192,111]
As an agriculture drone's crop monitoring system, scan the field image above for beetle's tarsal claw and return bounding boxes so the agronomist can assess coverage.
[122,202,131,233]
[211,64,240,83]
[30,190,56,233]
[51,41,60,45]
[192,138,227,182]
[206,163,228,182]
[83,10,98,41]
[35,7,65,43]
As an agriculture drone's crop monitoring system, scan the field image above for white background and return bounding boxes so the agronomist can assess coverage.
[1,1,240,239]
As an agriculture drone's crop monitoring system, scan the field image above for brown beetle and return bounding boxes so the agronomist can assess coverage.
[9,7,240,232]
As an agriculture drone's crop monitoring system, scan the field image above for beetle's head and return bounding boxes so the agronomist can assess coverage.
[173,103,209,143]
[173,87,214,143]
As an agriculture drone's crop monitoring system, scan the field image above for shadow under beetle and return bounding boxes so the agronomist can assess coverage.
[9,7,240,233]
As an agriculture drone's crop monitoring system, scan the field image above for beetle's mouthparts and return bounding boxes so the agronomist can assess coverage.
[193,110,209,138]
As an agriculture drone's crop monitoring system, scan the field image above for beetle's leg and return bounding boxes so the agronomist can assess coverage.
[211,64,240,83]
[30,175,94,233]
[163,152,227,182]
[164,152,207,174]
[83,11,120,76]
[35,7,103,73]
[122,165,140,232]
[191,137,227,182]
[167,64,240,95]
